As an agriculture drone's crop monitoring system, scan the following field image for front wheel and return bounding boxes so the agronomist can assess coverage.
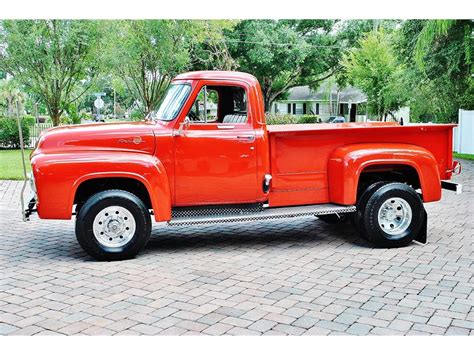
[75,190,151,261]
[360,183,424,248]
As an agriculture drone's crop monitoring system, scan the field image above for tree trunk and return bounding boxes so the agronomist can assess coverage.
[264,96,272,113]
[51,113,61,126]
[48,106,61,126]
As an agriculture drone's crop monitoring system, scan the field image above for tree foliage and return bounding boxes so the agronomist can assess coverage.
[103,20,235,117]
[188,20,238,71]
[0,19,471,123]
[398,20,473,122]
[102,20,196,116]
[342,30,408,119]
[0,20,101,126]
[227,20,332,111]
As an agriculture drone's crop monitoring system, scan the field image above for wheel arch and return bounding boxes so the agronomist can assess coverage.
[67,154,172,222]
[327,143,441,205]
[71,170,170,222]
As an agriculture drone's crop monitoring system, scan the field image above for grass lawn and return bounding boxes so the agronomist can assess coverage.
[453,152,474,161]
[0,149,32,180]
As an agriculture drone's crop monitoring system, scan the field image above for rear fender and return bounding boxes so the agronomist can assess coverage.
[327,143,441,205]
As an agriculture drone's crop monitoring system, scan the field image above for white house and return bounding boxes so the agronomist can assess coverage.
[272,82,368,122]
[272,82,412,123]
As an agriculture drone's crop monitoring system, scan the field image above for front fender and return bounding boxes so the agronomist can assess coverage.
[32,151,171,222]
[327,143,441,205]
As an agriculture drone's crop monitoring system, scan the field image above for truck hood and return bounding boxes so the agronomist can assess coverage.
[34,121,156,155]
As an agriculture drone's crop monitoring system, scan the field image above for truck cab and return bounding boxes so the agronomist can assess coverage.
[25,71,462,261]
[154,71,269,206]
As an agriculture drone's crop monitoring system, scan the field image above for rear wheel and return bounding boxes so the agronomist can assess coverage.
[75,190,151,261]
[354,181,390,238]
[360,183,424,248]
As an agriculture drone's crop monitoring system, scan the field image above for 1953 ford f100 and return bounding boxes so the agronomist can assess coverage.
[22,71,462,261]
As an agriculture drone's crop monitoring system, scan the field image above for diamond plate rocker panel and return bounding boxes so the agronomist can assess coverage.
[169,204,356,226]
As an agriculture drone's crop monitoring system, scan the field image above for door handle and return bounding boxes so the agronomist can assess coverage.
[217,125,234,129]
[237,135,255,142]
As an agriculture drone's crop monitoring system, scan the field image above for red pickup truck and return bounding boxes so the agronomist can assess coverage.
[23,71,462,261]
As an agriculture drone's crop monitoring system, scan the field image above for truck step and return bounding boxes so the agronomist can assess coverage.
[168,204,356,226]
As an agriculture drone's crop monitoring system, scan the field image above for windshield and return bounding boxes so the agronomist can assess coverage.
[150,84,191,121]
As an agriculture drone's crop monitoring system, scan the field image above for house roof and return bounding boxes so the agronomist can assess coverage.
[283,82,367,103]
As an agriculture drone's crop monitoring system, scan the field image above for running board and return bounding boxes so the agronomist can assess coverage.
[168,204,356,226]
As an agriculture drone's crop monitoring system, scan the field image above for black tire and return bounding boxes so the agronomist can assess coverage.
[354,181,391,239]
[361,182,424,248]
[317,213,352,224]
[75,190,151,261]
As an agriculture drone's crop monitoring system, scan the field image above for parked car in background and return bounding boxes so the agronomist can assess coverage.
[327,116,346,123]
[92,114,105,122]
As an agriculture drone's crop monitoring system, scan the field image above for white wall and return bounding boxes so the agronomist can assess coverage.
[454,110,474,154]
[393,107,410,123]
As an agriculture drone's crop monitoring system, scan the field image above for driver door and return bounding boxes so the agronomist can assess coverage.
[173,82,258,206]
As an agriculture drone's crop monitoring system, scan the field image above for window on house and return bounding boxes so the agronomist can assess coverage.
[295,103,303,115]
[287,103,291,114]
[315,103,319,115]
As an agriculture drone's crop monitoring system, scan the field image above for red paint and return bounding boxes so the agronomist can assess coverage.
[30,71,456,222]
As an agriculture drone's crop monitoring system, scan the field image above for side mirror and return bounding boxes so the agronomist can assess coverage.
[175,117,190,137]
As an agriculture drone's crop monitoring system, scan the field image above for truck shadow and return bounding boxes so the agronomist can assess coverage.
[144,218,371,253]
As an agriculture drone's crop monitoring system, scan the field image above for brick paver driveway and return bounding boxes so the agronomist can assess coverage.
[0,160,472,336]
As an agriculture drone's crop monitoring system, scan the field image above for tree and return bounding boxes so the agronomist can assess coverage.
[226,20,332,112]
[189,20,238,71]
[0,79,27,117]
[103,20,197,116]
[397,20,473,122]
[342,30,408,120]
[0,20,101,126]
[226,20,373,112]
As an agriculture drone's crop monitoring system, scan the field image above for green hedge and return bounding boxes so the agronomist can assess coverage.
[265,113,321,125]
[298,115,321,123]
[0,117,30,148]
[22,115,36,127]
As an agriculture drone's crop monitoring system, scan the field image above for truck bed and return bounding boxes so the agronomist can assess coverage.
[267,122,456,207]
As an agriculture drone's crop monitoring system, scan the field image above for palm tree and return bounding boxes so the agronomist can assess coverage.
[0,80,26,117]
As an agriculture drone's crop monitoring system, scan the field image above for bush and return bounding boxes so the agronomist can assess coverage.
[22,115,37,127]
[65,104,81,124]
[60,116,75,125]
[265,113,299,125]
[298,115,320,124]
[0,117,30,148]
[80,111,92,120]
[265,113,321,125]
[130,109,144,121]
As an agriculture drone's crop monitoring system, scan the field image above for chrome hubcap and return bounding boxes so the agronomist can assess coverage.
[377,197,412,236]
[93,206,136,248]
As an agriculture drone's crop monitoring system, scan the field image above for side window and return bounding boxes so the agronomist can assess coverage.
[186,85,248,124]
[187,86,218,123]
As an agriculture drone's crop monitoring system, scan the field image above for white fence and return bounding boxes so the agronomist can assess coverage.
[29,122,54,147]
[453,110,474,154]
